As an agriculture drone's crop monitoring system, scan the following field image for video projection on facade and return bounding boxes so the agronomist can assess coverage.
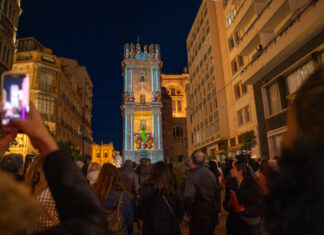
[121,42,164,163]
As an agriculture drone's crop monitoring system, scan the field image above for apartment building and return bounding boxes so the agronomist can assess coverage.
[0,0,22,75]
[222,0,324,159]
[8,38,93,157]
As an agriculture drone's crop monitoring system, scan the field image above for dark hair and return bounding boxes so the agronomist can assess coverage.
[148,161,177,195]
[139,158,147,165]
[0,154,23,174]
[209,160,220,178]
[92,163,124,201]
[191,150,205,165]
[293,65,324,140]
[233,161,255,182]
[223,159,234,179]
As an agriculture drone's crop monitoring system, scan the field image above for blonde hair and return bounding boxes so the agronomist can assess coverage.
[0,172,40,234]
[24,157,48,197]
[87,162,100,173]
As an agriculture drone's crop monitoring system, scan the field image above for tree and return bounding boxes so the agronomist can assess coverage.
[58,140,85,162]
[240,131,257,153]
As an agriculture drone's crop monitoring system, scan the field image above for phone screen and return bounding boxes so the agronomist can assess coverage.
[1,73,30,125]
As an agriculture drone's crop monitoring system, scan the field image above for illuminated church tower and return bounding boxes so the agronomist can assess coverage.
[121,41,164,163]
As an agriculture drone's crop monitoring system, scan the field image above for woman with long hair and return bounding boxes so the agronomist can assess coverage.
[138,161,184,235]
[228,160,264,235]
[92,163,133,235]
[24,156,60,233]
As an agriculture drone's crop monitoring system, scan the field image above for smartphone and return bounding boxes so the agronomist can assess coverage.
[1,72,30,126]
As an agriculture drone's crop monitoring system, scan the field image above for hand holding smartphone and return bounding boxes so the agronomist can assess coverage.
[1,72,30,126]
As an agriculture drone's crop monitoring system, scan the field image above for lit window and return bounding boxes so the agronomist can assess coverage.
[244,106,251,122]
[267,83,282,115]
[237,110,244,126]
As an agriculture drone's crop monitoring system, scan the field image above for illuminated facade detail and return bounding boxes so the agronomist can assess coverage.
[91,142,114,166]
[121,42,164,163]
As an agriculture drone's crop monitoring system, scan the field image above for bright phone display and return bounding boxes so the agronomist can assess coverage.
[1,72,30,125]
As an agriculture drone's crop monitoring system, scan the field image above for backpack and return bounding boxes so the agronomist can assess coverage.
[106,192,124,235]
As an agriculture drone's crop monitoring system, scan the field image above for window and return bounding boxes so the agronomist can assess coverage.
[286,60,315,94]
[244,106,251,122]
[234,83,241,99]
[171,88,176,96]
[176,127,180,137]
[191,133,194,144]
[269,133,284,159]
[35,94,55,121]
[177,100,182,112]
[38,68,57,92]
[232,8,237,18]
[140,94,146,103]
[241,83,247,94]
[97,152,100,158]
[104,152,108,158]
[140,72,144,82]
[226,16,231,28]
[267,83,282,115]
[215,120,220,132]
[230,138,236,147]
[237,109,244,126]
[228,37,235,50]
[238,56,244,67]
[172,100,176,113]
[231,59,238,74]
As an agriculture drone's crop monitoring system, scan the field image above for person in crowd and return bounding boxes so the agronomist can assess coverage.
[25,156,60,233]
[138,161,184,235]
[0,153,24,181]
[120,159,140,201]
[87,162,101,185]
[229,160,264,235]
[222,159,238,235]
[183,150,219,235]
[173,155,190,194]
[265,66,324,234]
[209,160,221,213]
[136,158,151,186]
[93,163,133,235]
[0,103,108,234]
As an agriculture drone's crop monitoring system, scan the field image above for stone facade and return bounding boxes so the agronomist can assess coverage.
[92,142,114,166]
[161,72,189,161]
[121,42,164,163]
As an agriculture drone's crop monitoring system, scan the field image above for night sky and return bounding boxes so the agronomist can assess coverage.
[18,0,201,151]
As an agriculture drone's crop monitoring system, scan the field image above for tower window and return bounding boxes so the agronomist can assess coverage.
[141,72,144,82]
[140,94,146,103]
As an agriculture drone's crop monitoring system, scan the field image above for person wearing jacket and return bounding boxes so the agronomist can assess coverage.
[120,160,140,201]
[229,160,264,235]
[138,161,184,235]
[0,103,108,234]
[92,163,133,235]
[183,150,219,235]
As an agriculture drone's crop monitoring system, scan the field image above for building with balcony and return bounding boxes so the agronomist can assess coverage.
[0,0,22,75]
[8,38,93,158]
[186,0,232,160]
[222,0,324,159]
[161,70,189,160]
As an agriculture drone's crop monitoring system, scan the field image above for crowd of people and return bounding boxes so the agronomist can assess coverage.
[0,66,323,234]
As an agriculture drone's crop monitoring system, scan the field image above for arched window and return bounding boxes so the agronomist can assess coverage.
[140,94,145,103]
[171,88,176,96]
[176,127,180,137]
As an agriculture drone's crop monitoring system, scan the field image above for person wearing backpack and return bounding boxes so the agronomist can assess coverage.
[93,163,133,235]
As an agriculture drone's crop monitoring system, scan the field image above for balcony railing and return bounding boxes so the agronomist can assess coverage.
[237,0,317,80]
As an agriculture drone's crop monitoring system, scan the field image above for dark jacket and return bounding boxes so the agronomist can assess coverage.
[102,190,133,235]
[120,161,140,200]
[135,164,150,186]
[184,165,219,221]
[37,150,108,235]
[138,185,185,235]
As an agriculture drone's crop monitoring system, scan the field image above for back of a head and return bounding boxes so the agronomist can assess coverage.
[87,162,100,173]
[178,155,184,163]
[0,154,23,175]
[24,157,47,196]
[123,160,134,169]
[0,171,40,234]
[191,150,205,166]
[92,163,123,201]
[293,65,324,141]
[150,161,176,195]
[139,158,147,166]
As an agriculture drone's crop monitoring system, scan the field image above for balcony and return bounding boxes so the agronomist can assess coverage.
[238,0,324,84]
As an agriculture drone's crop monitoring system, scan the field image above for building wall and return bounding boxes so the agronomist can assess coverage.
[161,73,189,160]
[92,143,114,166]
[0,0,22,75]
[222,0,324,159]
[7,38,93,158]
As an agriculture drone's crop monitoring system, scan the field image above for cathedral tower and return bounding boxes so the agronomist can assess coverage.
[121,42,164,163]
